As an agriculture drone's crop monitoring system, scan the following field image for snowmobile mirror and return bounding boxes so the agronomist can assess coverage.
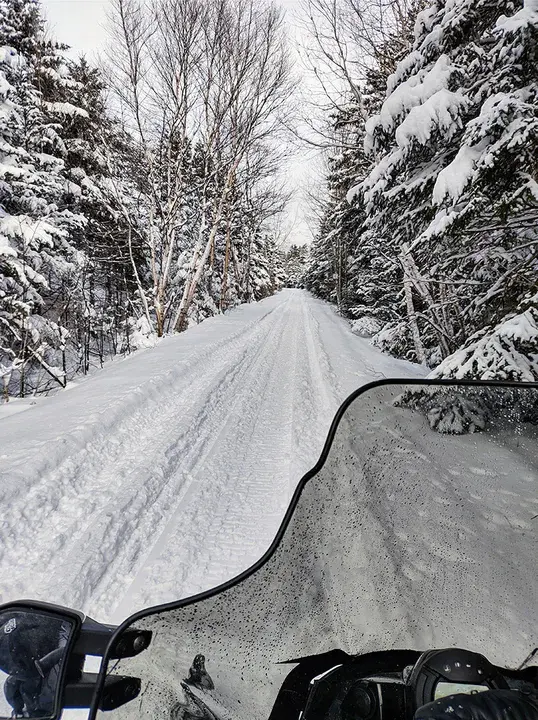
[0,600,150,718]
[0,601,83,720]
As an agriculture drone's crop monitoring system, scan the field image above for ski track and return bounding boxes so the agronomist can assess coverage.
[0,290,423,622]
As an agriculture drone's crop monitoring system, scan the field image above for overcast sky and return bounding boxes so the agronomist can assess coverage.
[41,0,319,246]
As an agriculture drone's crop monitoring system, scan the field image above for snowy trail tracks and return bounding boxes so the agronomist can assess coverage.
[0,290,422,621]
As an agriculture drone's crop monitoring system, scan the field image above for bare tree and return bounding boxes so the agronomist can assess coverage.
[297,0,425,149]
[173,0,295,330]
[104,0,294,336]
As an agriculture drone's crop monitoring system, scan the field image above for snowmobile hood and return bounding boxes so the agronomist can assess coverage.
[90,380,538,720]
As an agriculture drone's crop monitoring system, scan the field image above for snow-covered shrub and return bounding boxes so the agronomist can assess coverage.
[396,386,490,434]
[372,321,415,360]
[396,291,538,432]
[350,316,382,338]
[430,295,538,382]
[129,316,157,350]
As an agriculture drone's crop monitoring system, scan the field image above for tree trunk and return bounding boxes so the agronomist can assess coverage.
[404,247,452,358]
[175,221,220,331]
[220,222,232,312]
[400,246,427,365]
[174,162,240,331]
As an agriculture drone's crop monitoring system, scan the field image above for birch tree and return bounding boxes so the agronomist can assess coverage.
[105,0,293,335]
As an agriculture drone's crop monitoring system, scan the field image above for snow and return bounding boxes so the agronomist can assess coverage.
[0,73,12,99]
[0,290,424,623]
[496,0,538,33]
[372,322,404,350]
[370,55,456,136]
[420,22,445,51]
[395,89,467,148]
[349,316,382,338]
[0,215,58,247]
[0,232,16,257]
[414,206,460,247]
[0,160,26,179]
[361,55,460,196]
[524,174,538,201]
[363,115,379,157]
[413,5,439,43]
[0,46,24,69]
[64,179,82,197]
[362,148,404,204]
[36,152,63,168]
[346,182,362,204]
[43,101,89,119]
[0,396,40,418]
[386,50,423,95]
[431,305,538,382]
[129,316,157,350]
[0,292,536,720]
[433,141,485,204]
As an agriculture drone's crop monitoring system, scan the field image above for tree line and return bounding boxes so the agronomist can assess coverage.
[0,0,291,397]
[304,0,538,381]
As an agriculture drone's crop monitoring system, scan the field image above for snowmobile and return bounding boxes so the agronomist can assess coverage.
[1,379,537,720]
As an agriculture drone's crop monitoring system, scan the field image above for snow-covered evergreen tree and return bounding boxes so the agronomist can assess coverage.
[0,0,87,395]
[431,290,538,382]
[304,2,425,317]
[304,107,368,310]
[284,244,309,288]
[359,0,538,370]
[0,0,145,395]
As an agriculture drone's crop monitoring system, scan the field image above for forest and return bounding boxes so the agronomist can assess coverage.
[304,0,538,382]
[1,0,537,397]
[0,0,291,396]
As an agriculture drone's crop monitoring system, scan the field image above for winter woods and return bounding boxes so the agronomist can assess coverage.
[106,0,293,335]
[2,0,537,398]
[304,0,538,380]
[0,0,291,397]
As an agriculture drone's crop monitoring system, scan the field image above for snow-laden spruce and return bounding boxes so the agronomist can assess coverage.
[354,0,538,376]
[431,291,538,382]
[0,0,88,396]
[305,0,538,379]
[0,0,134,398]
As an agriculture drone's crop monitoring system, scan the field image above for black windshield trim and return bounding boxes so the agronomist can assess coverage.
[89,378,538,718]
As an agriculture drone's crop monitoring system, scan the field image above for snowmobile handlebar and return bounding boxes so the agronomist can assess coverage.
[0,600,537,720]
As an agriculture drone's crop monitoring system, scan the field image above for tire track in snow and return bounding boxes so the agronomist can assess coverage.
[0,290,424,618]
[91,297,297,616]
[109,293,303,618]
[0,302,284,607]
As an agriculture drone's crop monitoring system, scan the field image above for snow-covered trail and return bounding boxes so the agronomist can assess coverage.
[0,290,423,622]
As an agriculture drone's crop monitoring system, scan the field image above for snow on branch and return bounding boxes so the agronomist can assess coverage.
[43,101,89,119]
[431,297,538,383]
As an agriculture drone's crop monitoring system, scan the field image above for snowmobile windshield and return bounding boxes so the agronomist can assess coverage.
[93,380,538,720]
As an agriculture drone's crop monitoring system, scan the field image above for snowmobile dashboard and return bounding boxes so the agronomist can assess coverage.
[291,648,538,720]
